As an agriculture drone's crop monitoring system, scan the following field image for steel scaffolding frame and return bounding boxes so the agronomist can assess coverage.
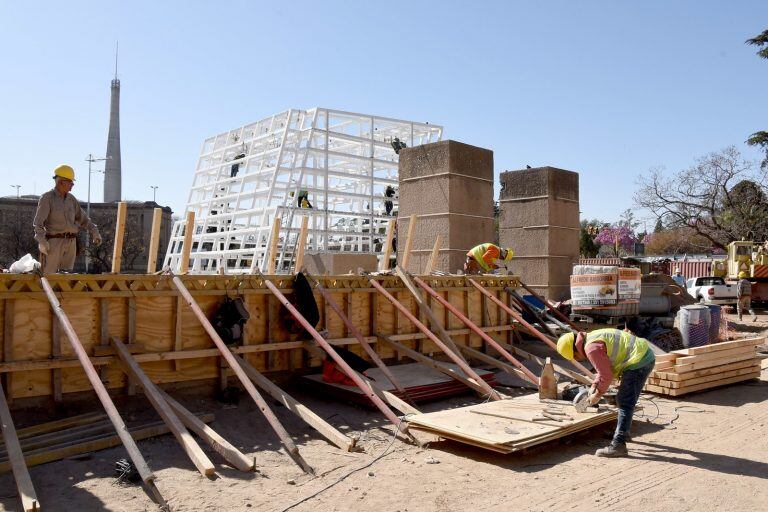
[164,108,442,274]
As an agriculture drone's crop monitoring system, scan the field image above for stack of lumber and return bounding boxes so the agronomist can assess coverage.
[0,411,214,473]
[644,337,763,397]
[405,394,617,453]
[302,362,496,405]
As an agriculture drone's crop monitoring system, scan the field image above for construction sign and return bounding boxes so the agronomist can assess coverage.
[570,274,618,306]
[618,268,641,301]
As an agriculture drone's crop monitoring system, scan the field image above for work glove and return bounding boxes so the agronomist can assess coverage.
[38,242,49,255]
[587,390,601,406]
[92,232,103,246]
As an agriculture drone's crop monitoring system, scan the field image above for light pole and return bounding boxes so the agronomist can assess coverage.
[150,185,158,203]
[10,185,20,198]
[85,154,110,272]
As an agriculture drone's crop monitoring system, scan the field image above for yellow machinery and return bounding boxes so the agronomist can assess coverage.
[725,241,768,301]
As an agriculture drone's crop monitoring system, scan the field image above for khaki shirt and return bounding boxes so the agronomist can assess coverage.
[33,189,98,244]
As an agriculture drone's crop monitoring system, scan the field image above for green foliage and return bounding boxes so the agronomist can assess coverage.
[746,29,768,59]
[746,29,768,169]
[579,218,603,258]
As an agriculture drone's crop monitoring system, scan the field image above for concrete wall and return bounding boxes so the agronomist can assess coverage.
[397,140,495,273]
[499,167,580,300]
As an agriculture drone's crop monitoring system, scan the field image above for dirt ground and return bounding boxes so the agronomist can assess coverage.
[1,312,767,512]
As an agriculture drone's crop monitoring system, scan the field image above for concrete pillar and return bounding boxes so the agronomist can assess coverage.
[499,167,580,300]
[397,140,495,273]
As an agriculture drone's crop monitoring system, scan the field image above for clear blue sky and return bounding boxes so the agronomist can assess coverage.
[1,1,766,229]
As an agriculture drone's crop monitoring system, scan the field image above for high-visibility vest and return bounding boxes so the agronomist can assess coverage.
[469,243,499,272]
[585,328,649,377]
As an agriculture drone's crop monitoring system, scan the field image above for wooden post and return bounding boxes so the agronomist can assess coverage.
[0,381,39,512]
[266,217,281,274]
[379,219,396,271]
[3,300,13,402]
[423,234,443,274]
[178,210,195,274]
[111,201,127,274]
[37,277,165,507]
[170,275,313,474]
[146,207,163,274]
[110,338,215,477]
[294,216,309,273]
[400,215,416,271]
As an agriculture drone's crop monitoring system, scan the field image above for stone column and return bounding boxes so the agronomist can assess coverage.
[397,140,495,273]
[499,167,580,300]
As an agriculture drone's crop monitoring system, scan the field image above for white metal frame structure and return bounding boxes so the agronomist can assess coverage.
[164,108,442,274]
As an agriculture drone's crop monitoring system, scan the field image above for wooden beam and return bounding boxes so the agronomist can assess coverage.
[171,275,313,474]
[3,300,13,402]
[111,201,127,274]
[400,215,416,271]
[266,216,281,274]
[234,354,354,451]
[146,207,163,274]
[500,342,592,386]
[110,338,215,477]
[174,296,183,371]
[423,234,443,274]
[179,210,195,274]
[0,380,39,511]
[51,314,62,403]
[379,219,396,271]
[458,344,532,385]
[156,388,253,472]
[294,216,309,273]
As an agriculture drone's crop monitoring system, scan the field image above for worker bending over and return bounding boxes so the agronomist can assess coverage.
[33,165,102,274]
[463,243,513,275]
[736,271,757,322]
[557,328,655,457]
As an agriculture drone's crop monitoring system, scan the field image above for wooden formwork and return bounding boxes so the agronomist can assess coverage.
[0,273,519,402]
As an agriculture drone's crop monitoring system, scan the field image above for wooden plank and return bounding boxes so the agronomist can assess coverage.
[459,345,531,384]
[235,354,354,451]
[672,349,758,373]
[400,215,416,271]
[51,315,62,403]
[146,207,163,274]
[266,216,281,274]
[674,345,757,365]
[651,358,758,382]
[174,296,183,371]
[111,201,127,274]
[111,338,215,476]
[156,389,253,472]
[3,300,13,401]
[9,412,107,441]
[670,337,764,356]
[645,372,761,396]
[294,215,309,273]
[0,380,39,511]
[423,234,443,274]
[647,364,761,388]
[179,210,195,274]
[379,219,396,271]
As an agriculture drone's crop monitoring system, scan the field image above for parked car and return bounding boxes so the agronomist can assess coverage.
[686,276,737,305]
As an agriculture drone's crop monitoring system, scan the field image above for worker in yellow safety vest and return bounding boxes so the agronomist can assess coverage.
[463,243,514,275]
[557,328,655,457]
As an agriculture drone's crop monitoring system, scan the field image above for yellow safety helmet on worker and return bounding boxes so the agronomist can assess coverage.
[53,164,75,181]
[556,332,576,360]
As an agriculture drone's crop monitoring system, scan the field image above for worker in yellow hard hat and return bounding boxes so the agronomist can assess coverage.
[736,271,756,322]
[463,243,514,275]
[557,328,654,458]
[33,165,102,274]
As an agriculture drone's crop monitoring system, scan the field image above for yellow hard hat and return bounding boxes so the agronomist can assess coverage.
[53,165,75,181]
[739,271,748,279]
[557,332,576,361]
[503,248,514,262]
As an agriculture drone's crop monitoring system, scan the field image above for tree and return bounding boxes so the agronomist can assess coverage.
[634,146,767,250]
[653,218,664,233]
[642,227,714,255]
[594,225,638,257]
[85,209,146,273]
[746,29,768,170]
[579,218,602,258]
[0,216,37,267]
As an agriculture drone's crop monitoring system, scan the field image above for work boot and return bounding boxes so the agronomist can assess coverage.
[595,443,628,458]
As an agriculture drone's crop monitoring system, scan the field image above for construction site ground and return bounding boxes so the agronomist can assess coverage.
[0,312,766,512]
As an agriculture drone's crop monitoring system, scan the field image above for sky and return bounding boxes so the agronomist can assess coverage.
[1,1,766,230]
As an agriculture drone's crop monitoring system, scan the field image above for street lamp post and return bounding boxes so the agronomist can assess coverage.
[10,185,20,198]
[85,154,109,273]
[150,185,158,203]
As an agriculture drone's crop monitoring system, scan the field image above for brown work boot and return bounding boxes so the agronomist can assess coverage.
[595,443,628,458]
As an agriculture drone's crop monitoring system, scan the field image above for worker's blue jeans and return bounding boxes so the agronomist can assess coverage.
[613,360,654,445]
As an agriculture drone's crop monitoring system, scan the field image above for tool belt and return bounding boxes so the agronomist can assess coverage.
[46,233,77,239]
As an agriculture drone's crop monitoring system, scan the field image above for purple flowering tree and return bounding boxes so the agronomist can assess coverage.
[594,225,638,257]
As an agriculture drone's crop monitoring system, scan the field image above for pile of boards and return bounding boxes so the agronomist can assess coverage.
[406,393,617,453]
[303,362,496,405]
[644,337,764,397]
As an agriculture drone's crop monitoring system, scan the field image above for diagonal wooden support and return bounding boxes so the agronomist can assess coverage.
[234,354,356,452]
[507,288,556,337]
[170,274,314,475]
[500,341,592,386]
[38,277,167,509]
[516,280,580,331]
[412,274,539,386]
[110,338,215,477]
[305,272,413,400]
[368,275,501,400]
[394,266,470,367]
[458,344,535,387]
[468,278,595,379]
[257,274,407,431]
[156,389,254,472]
[0,380,39,512]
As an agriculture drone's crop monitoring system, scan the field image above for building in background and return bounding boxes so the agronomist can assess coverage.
[103,69,122,202]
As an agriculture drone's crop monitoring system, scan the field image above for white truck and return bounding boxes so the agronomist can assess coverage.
[686,276,737,305]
